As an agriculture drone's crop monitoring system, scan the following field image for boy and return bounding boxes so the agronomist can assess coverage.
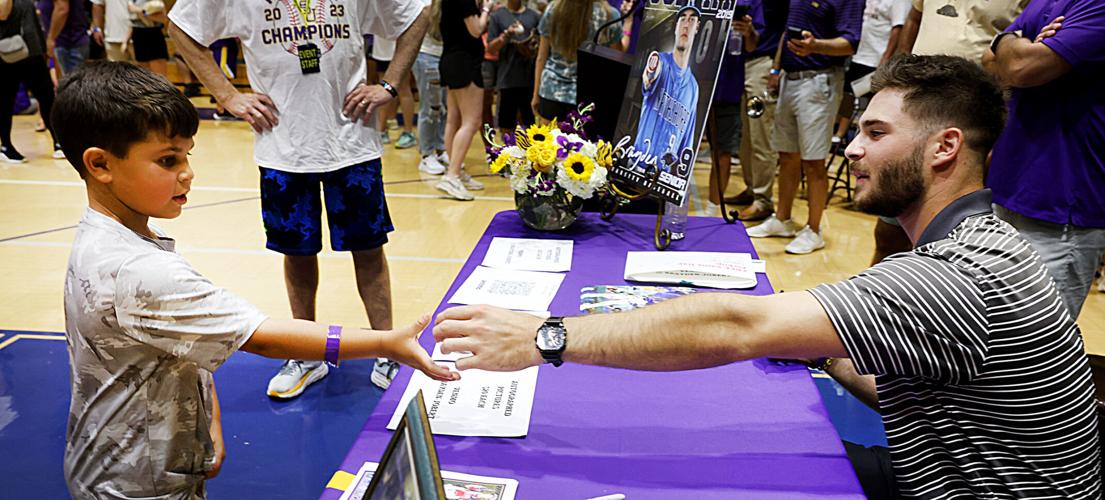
[52,61,457,499]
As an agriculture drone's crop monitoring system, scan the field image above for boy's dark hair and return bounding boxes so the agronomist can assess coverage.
[872,55,1006,160]
[51,61,199,177]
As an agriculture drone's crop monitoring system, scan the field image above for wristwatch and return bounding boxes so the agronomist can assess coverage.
[379,79,399,98]
[990,31,1016,56]
[535,317,567,367]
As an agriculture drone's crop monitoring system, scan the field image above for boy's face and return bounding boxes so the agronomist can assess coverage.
[97,133,195,220]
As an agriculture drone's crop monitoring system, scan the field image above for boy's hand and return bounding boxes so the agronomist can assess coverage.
[378,316,459,382]
[206,404,226,479]
[224,91,280,132]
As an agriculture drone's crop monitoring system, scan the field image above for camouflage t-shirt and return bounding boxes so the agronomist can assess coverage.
[63,209,267,499]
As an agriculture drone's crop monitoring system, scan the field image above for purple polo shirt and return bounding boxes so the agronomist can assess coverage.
[988,0,1105,228]
[37,0,89,48]
[715,0,766,104]
[748,0,790,60]
[780,0,864,72]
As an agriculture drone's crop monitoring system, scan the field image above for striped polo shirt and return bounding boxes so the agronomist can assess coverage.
[810,190,1102,498]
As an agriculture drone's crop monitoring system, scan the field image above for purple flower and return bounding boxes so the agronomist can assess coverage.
[556,135,583,160]
[503,132,516,147]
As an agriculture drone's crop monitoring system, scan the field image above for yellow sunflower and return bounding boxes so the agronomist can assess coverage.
[563,152,595,182]
[595,140,614,168]
[526,141,558,173]
[490,152,510,174]
[525,123,554,145]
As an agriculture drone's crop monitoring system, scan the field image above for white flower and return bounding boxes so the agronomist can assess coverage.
[502,145,525,159]
[556,168,595,199]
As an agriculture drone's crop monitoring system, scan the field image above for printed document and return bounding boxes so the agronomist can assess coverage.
[387,367,539,438]
[624,251,758,289]
[340,461,519,500]
[481,237,574,272]
[448,266,565,311]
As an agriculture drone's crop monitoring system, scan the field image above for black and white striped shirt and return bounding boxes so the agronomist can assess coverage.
[810,190,1102,499]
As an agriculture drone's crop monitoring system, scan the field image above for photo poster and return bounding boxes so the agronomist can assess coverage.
[610,0,735,205]
[365,392,446,500]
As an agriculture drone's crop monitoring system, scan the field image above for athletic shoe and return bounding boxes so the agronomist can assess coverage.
[371,358,401,390]
[213,109,239,121]
[436,175,475,201]
[52,144,65,160]
[459,171,484,191]
[436,151,450,166]
[418,154,446,175]
[183,83,201,97]
[785,226,825,254]
[0,145,26,163]
[267,360,329,399]
[746,215,799,238]
[14,97,38,115]
[395,131,417,149]
[380,130,391,144]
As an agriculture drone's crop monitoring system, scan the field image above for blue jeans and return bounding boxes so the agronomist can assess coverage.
[412,52,446,157]
[54,43,89,75]
[995,204,1105,317]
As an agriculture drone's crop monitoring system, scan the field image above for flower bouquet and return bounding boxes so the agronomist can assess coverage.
[485,106,614,231]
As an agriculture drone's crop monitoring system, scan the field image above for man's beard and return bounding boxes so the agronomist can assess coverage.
[855,143,925,218]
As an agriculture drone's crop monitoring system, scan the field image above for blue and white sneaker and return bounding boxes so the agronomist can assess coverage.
[267,360,329,399]
[371,358,400,390]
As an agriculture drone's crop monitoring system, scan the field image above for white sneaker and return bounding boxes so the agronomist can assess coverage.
[436,151,450,166]
[418,155,446,175]
[746,215,799,238]
[459,171,484,191]
[267,360,329,399]
[436,175,474,201]
[785,226,826,254]
[52,146,65,160]
[371,358,401,390]
[380,131,391,144]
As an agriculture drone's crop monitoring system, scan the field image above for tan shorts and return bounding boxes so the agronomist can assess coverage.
[773,67,845,161]
[104,42,133,62]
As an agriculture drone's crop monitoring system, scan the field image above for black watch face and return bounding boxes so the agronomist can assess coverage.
[537,326,565,351]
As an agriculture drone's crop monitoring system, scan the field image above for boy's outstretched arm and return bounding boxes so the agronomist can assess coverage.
[241,316,458,382]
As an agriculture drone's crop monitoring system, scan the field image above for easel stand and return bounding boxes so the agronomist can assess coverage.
[600,167,673,250]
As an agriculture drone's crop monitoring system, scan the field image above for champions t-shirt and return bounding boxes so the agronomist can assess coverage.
[170,0,421,173]
[633,51,699,167]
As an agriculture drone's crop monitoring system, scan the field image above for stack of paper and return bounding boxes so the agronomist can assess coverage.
[481,237,573,272]
[624,251,760,289]
[448,267,565,311]
[388,367,539,438]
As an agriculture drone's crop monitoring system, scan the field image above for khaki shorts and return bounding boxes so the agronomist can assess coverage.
[773,67,844,160]
[105,42,133,62]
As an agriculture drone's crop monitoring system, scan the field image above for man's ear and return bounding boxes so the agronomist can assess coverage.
[83,147,113,184]
[930,127,965,172]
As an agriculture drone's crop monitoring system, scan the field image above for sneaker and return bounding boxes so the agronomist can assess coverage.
[0,145,26,163]
[183,83,201,97]
[267,360,329,399]
[436,151,450,166]
[380,131,391,144]
[395,131,417,149]
[785,226,826,254]
[213,109,239,121]
[14,97,38,115]
[746,215,799,238]
[418,154,446,175]
[459,171,484,191]
[371,358,401,390]
[52,144,65,160]
[436,175,475,201]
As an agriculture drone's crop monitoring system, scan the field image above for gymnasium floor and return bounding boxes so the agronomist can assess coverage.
[1,110,1101,499]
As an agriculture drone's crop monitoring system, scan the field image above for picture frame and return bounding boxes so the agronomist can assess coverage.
[363,391,446,500]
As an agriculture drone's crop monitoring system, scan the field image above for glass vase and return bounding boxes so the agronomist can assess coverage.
[514,190,585,231]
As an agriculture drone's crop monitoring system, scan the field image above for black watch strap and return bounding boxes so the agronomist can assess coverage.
[379,79,399,98]
[537,317,567,367]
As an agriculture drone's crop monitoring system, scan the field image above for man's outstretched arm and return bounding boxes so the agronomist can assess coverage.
[433,291,848,372]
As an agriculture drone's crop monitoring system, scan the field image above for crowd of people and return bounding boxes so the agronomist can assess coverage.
[2,0,1104,498]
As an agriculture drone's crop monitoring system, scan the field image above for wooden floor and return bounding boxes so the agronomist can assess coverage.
[2,112,1102,354]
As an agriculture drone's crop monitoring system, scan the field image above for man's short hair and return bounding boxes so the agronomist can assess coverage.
[52,61,199,177]
[871,55,1006,159]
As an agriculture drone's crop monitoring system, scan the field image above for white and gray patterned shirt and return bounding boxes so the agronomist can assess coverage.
[64,209,267,499]
[810,190,1102,498]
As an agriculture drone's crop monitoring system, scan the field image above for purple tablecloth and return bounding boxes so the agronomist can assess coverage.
[321,211,864,499]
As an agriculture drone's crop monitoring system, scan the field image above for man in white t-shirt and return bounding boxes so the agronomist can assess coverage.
[832,0,909,144]
[168,0,430,398]
[90,0,132,61]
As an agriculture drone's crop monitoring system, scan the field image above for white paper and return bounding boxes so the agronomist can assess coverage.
[340,461,520,500]
[481,237,574,272]
[448,266,565,311]
[432,311,550,362]
[750,259,767,274]
[387,367,539,437]
[624,251,758,289]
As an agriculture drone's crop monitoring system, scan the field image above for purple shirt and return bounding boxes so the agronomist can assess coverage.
[780,0,864,71]
[748,0,790,59]
[715,0,766,103]
[988,0,1105,227]
[37,0,89,48]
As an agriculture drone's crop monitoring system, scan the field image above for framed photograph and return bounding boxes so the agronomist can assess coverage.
[363,391,446,500]
[609,0,734,205]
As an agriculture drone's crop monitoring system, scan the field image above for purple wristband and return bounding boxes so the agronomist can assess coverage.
[325,325,342,366]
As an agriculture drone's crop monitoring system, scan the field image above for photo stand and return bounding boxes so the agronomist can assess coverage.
[600,158,675,250]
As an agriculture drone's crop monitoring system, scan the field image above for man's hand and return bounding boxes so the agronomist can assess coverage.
[433,305,546,372]
[91,29,104,45]
[378,316,460,382]
[786,31,816,57]
[732,15,753,39]
[223,91,280,132]
[768,72,780,95]
[342,81,394,125]
[642,50,662,88]
[1035,16,1064,42]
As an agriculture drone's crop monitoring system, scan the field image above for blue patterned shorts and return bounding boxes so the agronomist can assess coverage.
[259,159,393,255]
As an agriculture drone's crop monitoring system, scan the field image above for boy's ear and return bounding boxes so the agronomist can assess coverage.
[83,148,112,183]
